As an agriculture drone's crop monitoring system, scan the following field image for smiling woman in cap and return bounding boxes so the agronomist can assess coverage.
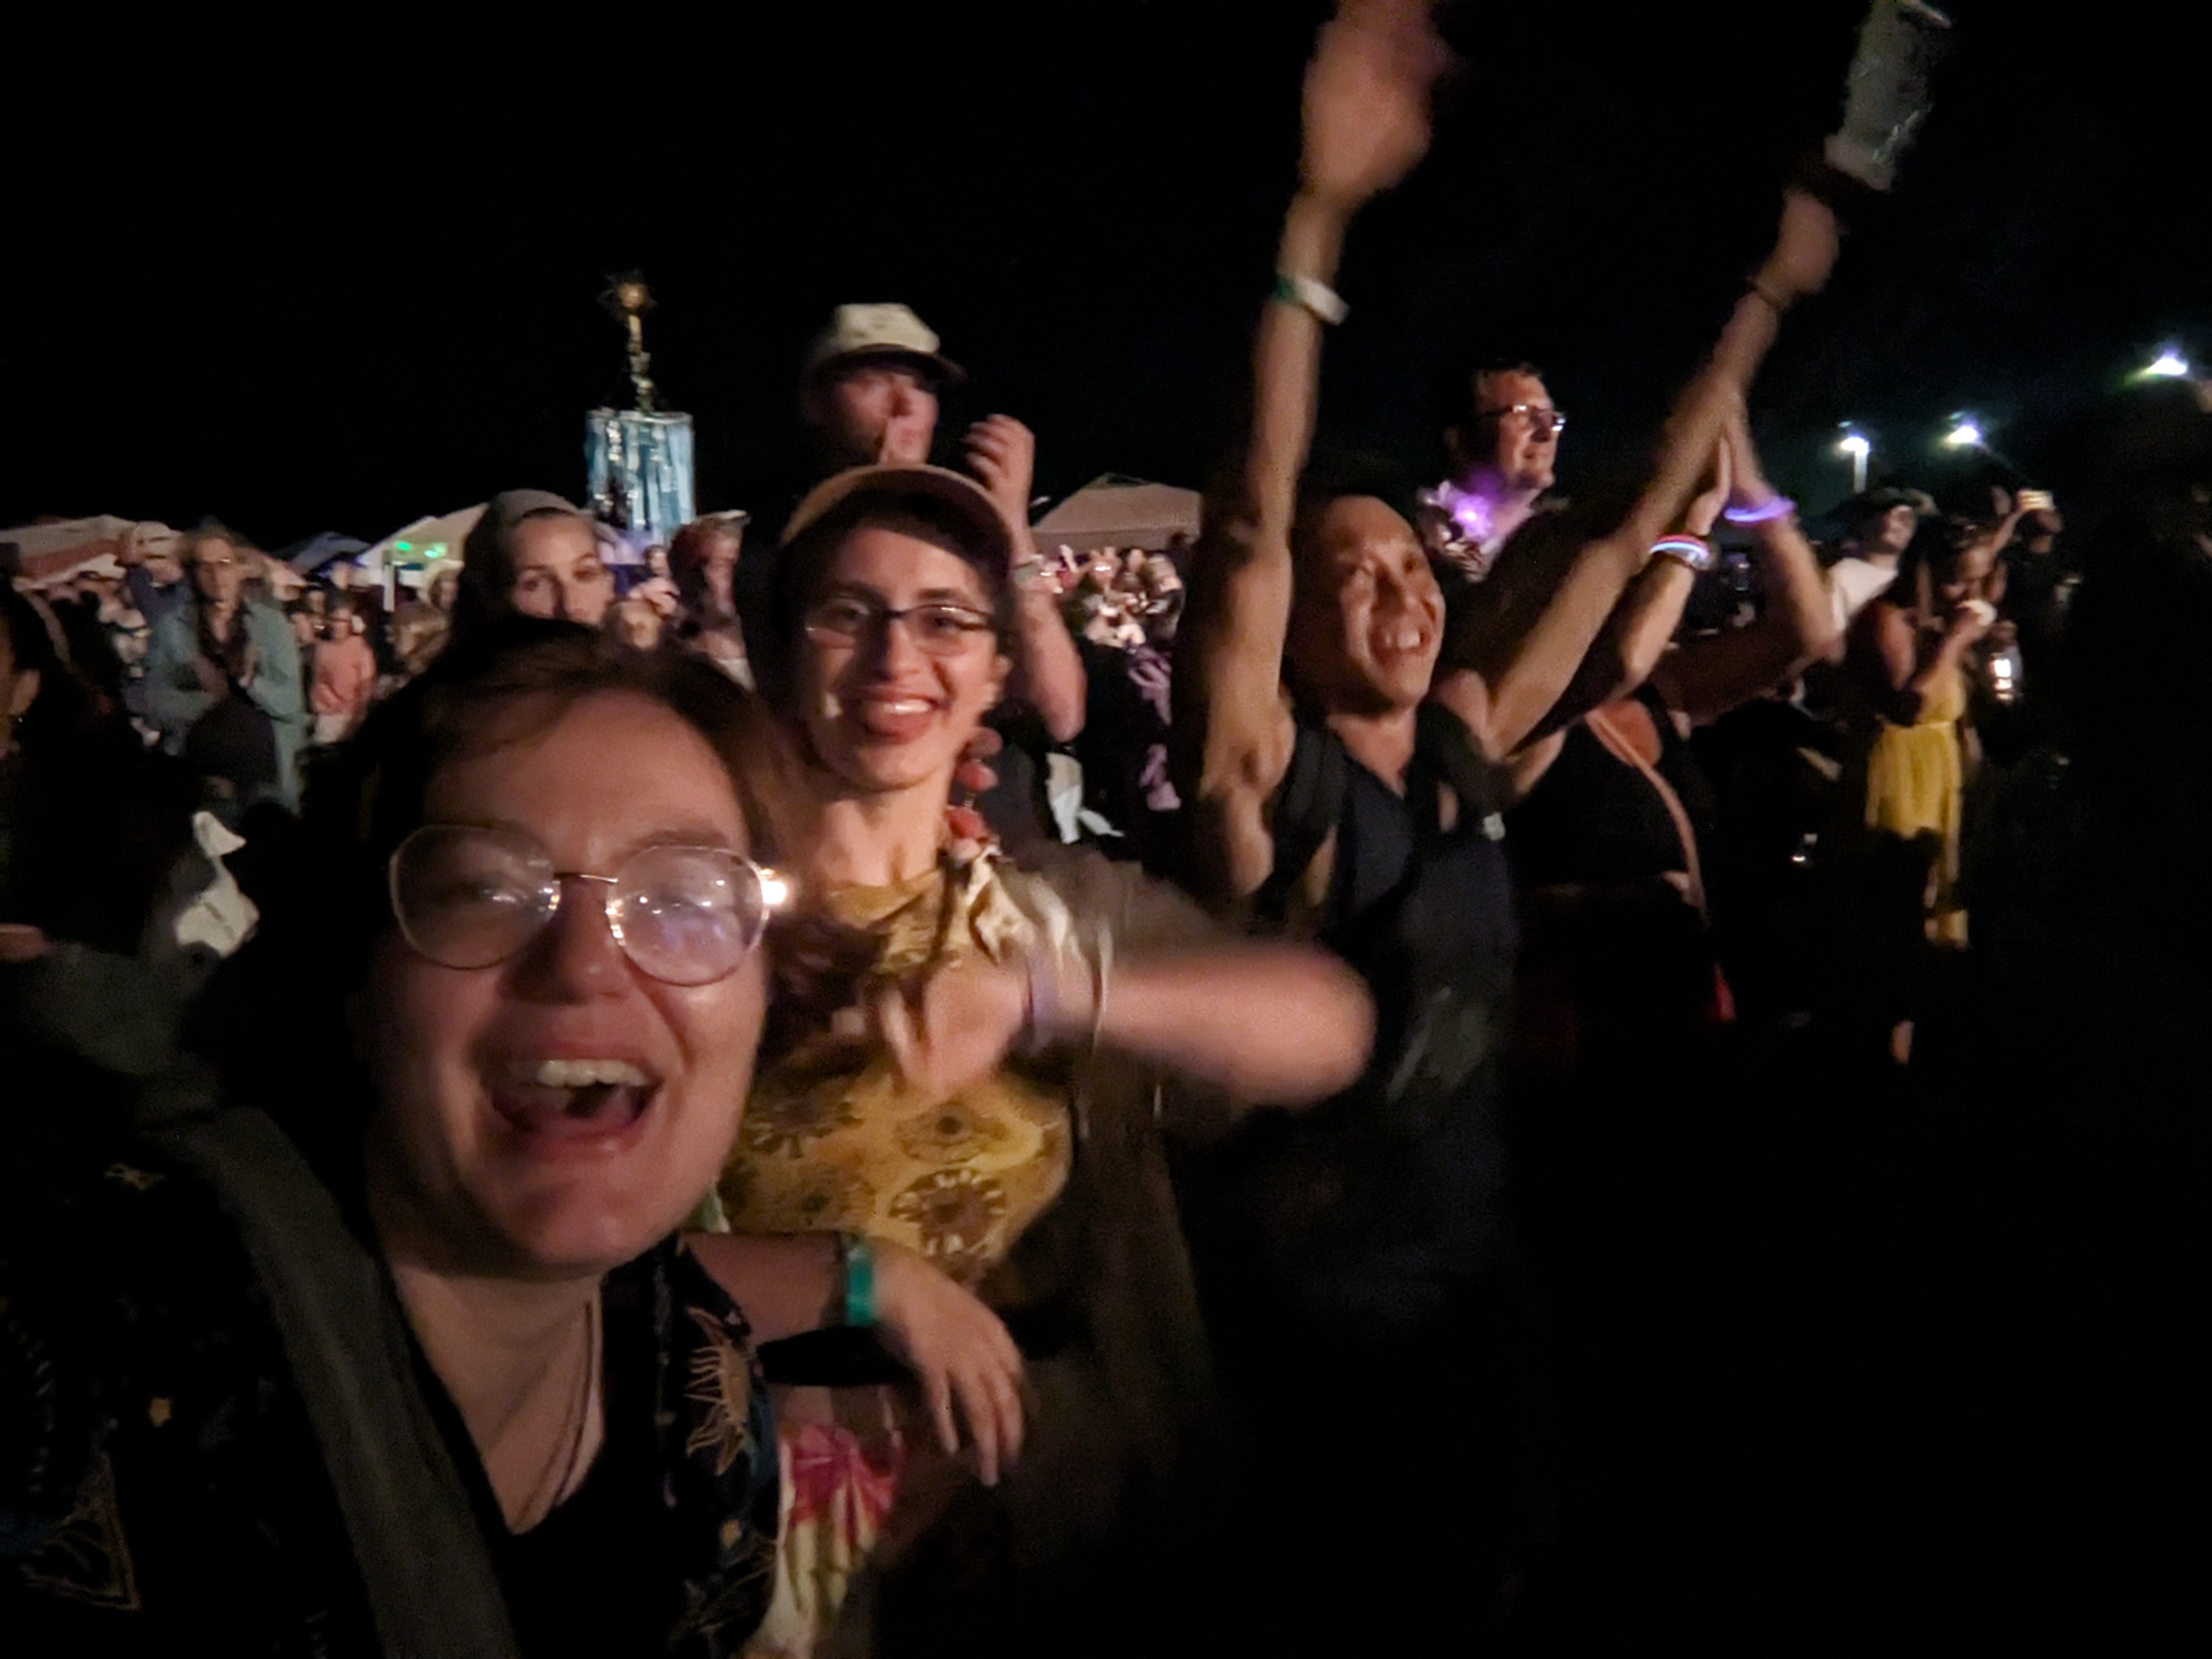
[711,461,1372,1655]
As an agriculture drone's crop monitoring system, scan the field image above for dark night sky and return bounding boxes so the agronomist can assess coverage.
[7,1,2205,547]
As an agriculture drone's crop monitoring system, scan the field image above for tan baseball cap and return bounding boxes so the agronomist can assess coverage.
[802,304,966,388]
[779,464,1012,577]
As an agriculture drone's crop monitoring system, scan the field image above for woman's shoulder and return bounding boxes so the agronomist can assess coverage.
[1001,844,1221,954]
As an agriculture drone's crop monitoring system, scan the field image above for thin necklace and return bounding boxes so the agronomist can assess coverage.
[515,1294,600,1532]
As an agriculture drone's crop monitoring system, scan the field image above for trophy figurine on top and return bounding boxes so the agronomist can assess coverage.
[586,272,696,573]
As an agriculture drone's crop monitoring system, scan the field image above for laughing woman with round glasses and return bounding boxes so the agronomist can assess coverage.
[0,623,979,1657]
[713,465,1374,1658]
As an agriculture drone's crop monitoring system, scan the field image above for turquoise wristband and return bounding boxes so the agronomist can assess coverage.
[840,1233,877,1328]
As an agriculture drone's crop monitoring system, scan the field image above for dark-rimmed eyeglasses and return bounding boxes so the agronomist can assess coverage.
[388,825,779,986]
[1475,403,1567,437]
[803,594,996,656]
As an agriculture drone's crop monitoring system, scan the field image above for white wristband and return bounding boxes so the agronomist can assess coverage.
[1272,271,1349,326]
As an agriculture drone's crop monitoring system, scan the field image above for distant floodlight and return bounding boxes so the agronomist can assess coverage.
[1942,417,1984,450]
[2142,348,2191,380]
[1836,426,1872,491]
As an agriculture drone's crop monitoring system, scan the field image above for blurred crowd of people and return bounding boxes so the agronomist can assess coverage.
[5,3,2205,1654]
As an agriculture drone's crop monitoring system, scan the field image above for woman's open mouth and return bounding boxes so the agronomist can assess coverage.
[489,1057,662,1150]
[853,692,941,742]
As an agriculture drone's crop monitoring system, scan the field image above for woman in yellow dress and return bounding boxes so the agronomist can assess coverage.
[1839,514,2001,1053]
[712,462,1373,1658]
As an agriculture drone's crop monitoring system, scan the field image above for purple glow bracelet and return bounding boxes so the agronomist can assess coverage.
[1723,495,1797,525]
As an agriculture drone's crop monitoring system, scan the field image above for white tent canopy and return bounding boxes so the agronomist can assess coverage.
[1033,475,1200,555]
[359,505,487,589]
[1,514,140,583]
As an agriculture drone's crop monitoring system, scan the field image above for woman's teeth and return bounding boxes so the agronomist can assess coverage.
[531,1058,653,1088]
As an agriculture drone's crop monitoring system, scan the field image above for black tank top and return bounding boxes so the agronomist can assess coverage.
[1201,704,1519,1343]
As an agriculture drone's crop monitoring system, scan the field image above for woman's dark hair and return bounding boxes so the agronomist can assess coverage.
[1891,515,1981,628]
[1,584,98,753]
[1,583,62,685]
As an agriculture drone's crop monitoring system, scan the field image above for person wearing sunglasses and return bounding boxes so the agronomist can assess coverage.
[717,462,1374,1656]
[0,622,1022,1656]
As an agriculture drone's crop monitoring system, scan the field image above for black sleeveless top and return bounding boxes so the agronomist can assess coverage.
[1195,704,1520,1346]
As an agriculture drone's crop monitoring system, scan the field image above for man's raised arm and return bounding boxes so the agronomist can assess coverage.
[1174,0,1447,901]
[1437,188,1842,760]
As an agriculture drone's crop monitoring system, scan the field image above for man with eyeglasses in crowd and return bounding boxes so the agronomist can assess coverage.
[1418,359,1568,601]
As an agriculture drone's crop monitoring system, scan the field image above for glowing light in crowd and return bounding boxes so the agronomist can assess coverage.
[757,867,792,912]
[1430,478,1497,545]
[2141,348,2192,380]
[1835,424,1872,492]
[1942,415,1984,450]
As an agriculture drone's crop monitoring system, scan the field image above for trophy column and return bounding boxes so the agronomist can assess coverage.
[586,272,697,562]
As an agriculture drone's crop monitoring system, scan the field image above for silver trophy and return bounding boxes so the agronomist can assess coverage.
[1825,0,1954,193]
[586,272,696,558]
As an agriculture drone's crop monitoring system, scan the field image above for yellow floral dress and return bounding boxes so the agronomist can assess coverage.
[1861,656,1969,945]
[720,854,1076,1659]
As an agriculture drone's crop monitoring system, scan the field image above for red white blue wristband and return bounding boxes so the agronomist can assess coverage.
[1651,535,1716,573]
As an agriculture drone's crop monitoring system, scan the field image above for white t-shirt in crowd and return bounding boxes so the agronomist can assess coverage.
[1827,556,1900,634]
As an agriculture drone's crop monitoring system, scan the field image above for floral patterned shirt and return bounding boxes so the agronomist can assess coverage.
[720,857,1073,1286]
